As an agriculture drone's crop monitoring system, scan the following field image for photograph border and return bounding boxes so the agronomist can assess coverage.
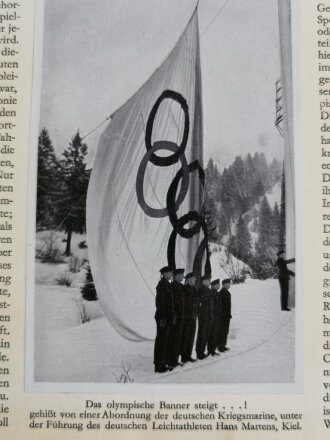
[25,0,304,394]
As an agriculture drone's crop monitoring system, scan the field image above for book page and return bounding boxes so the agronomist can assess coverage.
[0,0,327,437]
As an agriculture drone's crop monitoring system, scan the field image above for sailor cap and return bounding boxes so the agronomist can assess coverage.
[211,279,220,286]
[173,268,185,275]
[184,272,196,279]
[159,266,173,274]
[222,278,231,285]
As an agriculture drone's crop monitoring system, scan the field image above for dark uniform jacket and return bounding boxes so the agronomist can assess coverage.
[184,284,199,320]
[219,287,231,318]
[212,288,221,318]
[275,257,295,280]
[155,278,174,322]
[172,280,185,321]
[198,285,215,320]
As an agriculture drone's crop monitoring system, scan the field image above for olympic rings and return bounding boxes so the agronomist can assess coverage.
[145,90,189,167]
[136,89,210,275]
[136,141,189,218]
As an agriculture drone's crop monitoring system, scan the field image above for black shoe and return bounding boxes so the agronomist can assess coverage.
[219,347,230,352]
[155,365,167,373]
[282,307,291,311]
[166,365,175,371]
[197,354,206,360]
[169,361,183,368]
[189,357,197,362]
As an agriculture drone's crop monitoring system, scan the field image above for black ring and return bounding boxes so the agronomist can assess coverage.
[166,213,203,267]
[166,160,205,237]
[145,90,189,166]
[136,141,189,218]
[193,223,211,280]
[174,211,203,239]
[167,219,211,277]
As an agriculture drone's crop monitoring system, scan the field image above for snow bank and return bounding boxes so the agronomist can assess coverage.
[35,249,294,383]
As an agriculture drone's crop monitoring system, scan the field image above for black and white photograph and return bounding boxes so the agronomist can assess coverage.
[31,0,296,385]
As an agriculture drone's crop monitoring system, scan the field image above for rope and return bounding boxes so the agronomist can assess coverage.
[200,0,232,39]
[81,116,111,141]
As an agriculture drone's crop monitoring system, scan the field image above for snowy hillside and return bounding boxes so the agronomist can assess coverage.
[264,180,281,209]
[34,231,294,384]
[219,180,282,249]
[246,180,281,249]
[209,242,250,280]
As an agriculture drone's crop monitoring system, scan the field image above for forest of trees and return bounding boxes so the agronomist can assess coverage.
[205,153,285,279]
[37,128,89,255]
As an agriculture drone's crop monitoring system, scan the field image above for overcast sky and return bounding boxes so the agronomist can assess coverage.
[40,0,284,169]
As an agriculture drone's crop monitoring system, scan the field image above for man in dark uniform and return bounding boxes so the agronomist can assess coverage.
[181,272,198,363]
[218,278,232,353]
[154,266,174,373]
[167,268,185,368]
[275,250,295,311]
[196,274,212,360]
[208,279,221,356]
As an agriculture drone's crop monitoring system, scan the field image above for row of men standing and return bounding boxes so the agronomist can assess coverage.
[154,266,232,373]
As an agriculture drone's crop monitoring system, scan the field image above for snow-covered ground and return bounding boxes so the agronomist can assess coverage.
[34,234,294,384]
[209,243,250,279]
[265,180,281,209]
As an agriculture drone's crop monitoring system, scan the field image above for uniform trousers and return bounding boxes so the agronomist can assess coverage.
[279,277,289,310]
[167,320,183,366]
[154,321,170,367]
[207,319,218,354]
[218,316,231,350]
[196,318,211,358]
[181,319,196,361]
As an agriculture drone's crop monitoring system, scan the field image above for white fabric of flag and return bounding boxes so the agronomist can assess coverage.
[87,10,209,341]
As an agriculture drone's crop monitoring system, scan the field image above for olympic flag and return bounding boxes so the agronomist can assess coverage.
[87,9,209,341]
